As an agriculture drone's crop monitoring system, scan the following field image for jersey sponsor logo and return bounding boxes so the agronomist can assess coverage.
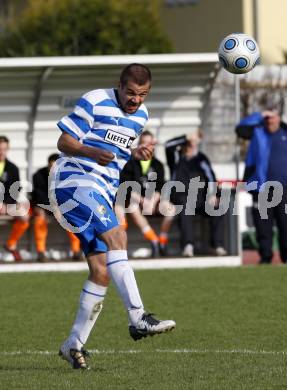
[105,129,133,148]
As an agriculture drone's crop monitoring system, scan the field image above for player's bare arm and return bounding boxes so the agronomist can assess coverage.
[57,133,114,166]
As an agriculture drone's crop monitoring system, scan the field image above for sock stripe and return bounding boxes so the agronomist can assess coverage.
[82,288,106,298]
[107,259,128,267]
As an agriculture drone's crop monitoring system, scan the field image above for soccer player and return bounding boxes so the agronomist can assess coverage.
[52,64,176,370]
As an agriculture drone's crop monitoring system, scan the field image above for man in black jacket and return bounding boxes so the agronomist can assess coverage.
[165,130,226,257]
[0,136,30,261]
[117,130,175,257]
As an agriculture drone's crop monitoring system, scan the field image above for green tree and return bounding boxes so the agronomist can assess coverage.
[0,0,172,56]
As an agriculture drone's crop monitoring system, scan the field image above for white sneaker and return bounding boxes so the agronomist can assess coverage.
[214,247,227,256]
[1,251,14,262]
[129,312,176,341]
[59,339,90,370]
[182,244,194,257]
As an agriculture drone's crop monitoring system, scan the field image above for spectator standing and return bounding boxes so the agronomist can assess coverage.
[165,130,227,257]
[236,107,287,264]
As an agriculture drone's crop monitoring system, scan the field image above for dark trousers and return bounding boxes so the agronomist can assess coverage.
[177,207,225,249]
[251,187,287,263]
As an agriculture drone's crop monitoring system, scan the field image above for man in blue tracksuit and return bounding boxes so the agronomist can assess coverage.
[236,107,287,264]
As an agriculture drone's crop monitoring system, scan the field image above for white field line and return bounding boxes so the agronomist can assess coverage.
[0,257,241,273]
[2,348,287,356]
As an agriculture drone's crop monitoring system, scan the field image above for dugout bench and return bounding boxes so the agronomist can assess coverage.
[0,189,239,260]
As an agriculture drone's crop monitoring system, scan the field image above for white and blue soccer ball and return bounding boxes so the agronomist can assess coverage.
[218,33,260,74]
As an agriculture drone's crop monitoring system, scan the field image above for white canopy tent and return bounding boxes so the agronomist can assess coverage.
[0,53,219,183]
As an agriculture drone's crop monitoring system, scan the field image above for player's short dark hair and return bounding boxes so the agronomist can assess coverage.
[48,153,59,163]
[140,130,154,138]
[0,136,9,144]
[120,63,152,86]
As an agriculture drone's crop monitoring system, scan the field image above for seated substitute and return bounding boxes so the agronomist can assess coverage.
[165,129,227,257]
[32,153,81,262]
[116,130,175,257]
[0,136,30,261]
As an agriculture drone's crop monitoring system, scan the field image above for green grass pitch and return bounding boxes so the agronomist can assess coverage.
[1,266,287,389]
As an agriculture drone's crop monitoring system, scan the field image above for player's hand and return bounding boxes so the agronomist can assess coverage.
[208,195,220,208]
[87,147,114,166]
[132,141,156,160]
[0,204,7,215]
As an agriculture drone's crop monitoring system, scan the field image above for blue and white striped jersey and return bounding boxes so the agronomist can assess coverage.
[57,88,149,205]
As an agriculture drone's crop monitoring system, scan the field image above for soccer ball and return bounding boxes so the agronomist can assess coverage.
[218,33,260,74]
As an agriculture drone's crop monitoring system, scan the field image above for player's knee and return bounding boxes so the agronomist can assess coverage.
[110,228,127,249]
[34,207,46,218]
[101,226,127,250]
[160,201,176,217]
[15,215,30,224]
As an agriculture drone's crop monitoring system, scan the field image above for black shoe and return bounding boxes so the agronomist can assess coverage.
[37,252,49,263]
[150,242,160,258]
[81,348,90,358]
[259,258,271,264]
[159,244,168,257]
[129,312,176,341]
[72,251,82,261]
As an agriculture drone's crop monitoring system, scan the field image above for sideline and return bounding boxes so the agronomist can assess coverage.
[2,347,286,356]
[0,256,241,273]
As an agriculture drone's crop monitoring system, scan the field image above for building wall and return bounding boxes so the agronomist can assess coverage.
[242,0,254,37]
[159,0,287,65]
[256,0,287,64]
[159,0,244,53]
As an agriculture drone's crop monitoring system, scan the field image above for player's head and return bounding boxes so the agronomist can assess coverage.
[187,129,202,146]
[47,153,59,170]
[118,63,152,114]
[183,129,202,156]
[138,129,155,146]
[0,135,9,162]
[263,105,281,133]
